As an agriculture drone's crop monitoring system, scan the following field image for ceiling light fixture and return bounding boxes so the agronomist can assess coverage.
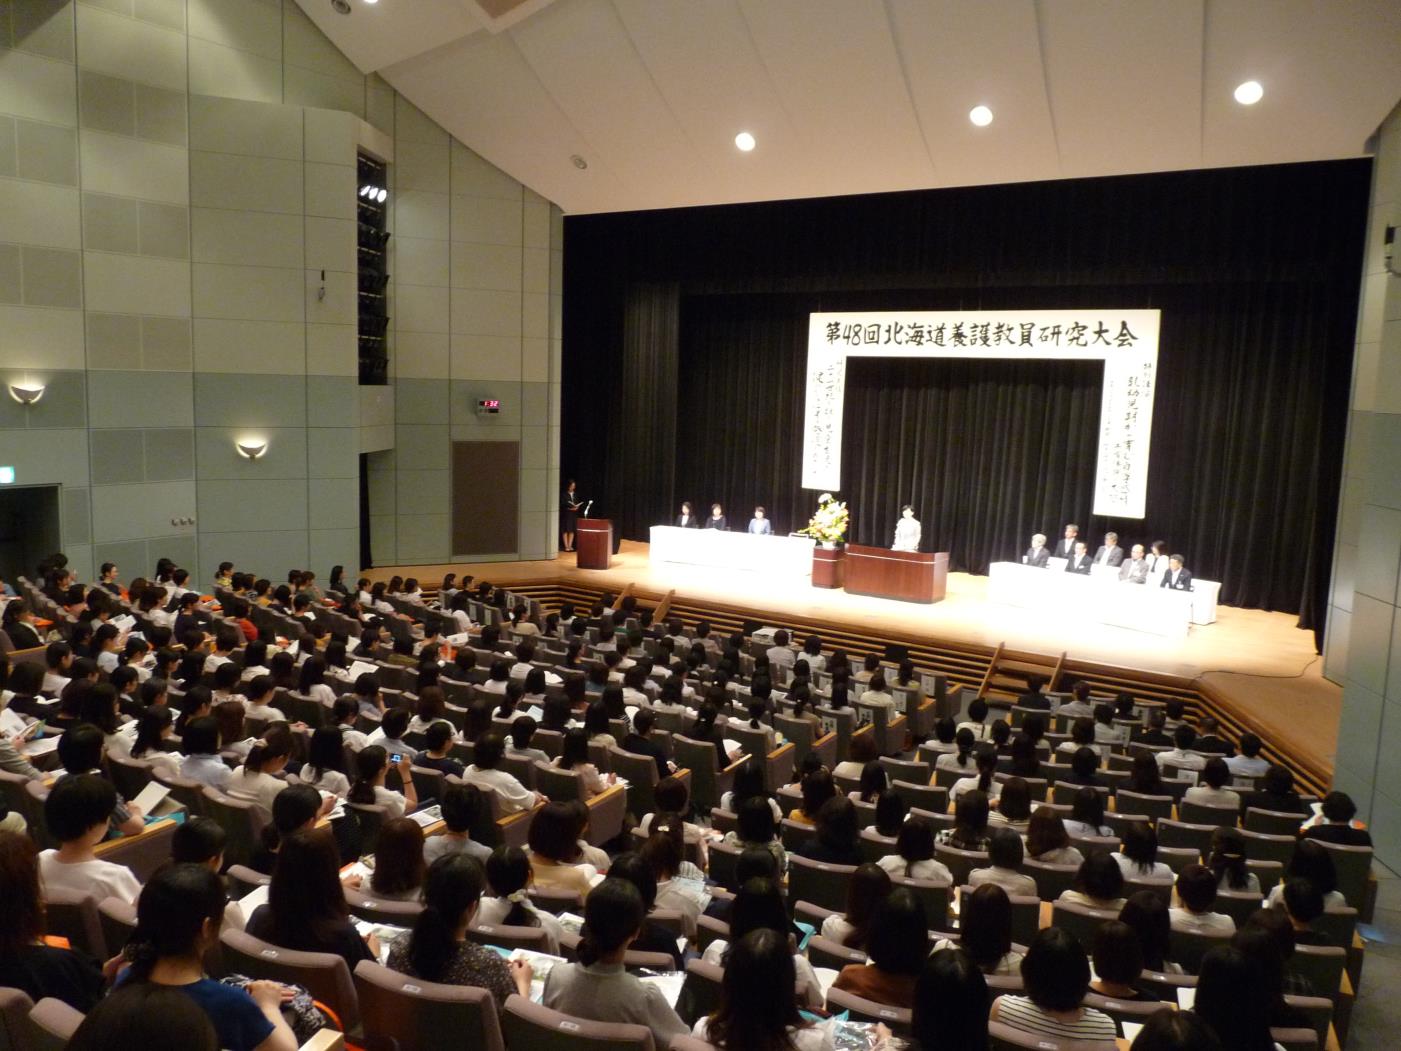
[7,383,45,405]
[1234,80,1263,105]
[330,0,351,13]
[969,105,994,127]
[375,187,387,203]
[571,154,588,170]
[734,131,756,152]
[363,0,379,4]
[235,438,269,460]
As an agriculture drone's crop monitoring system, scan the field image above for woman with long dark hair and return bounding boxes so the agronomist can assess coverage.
[694,929,831,1051]
[540,878,688,1046]
[385,853,530,1004]
[122,863,297,1051]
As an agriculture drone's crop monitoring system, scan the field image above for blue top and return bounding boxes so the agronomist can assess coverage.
[119,977,273,1051]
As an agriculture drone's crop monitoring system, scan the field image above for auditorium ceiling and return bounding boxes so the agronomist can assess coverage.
[295,0,1401,214]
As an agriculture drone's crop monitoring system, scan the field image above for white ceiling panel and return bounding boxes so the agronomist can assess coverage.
[736,0,936,196]
[888,0,1062,189]
[611,0,818,206]
[1202,0,1401,169]
[508,0,706,209]
[1039,0,1206,178]
[305,0,1401,214]
[293,0,480,74]
[381,30,627,213]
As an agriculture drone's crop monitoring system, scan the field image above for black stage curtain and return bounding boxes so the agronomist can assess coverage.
[562,160,1369,644]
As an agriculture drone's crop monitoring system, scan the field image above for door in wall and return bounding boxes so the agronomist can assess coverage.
[0,485,61,584]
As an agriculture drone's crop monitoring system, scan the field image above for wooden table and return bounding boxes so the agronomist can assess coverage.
[843,545,948,604]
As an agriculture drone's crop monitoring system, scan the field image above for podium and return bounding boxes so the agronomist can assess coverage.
[811,546,846,589]
[844,545,948,604]
[576,518,613,570]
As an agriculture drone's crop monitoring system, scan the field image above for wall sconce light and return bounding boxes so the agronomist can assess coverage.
[7,383,45,405]
[235,438,269,460]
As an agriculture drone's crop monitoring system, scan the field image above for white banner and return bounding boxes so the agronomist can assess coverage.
[803,310,1160,519]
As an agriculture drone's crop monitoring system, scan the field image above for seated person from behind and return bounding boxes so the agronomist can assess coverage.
[414,720,465,778]
[1155,724,1207,772]
[934,882,1024,976]
[1089,920,1160,1001]
[478,845,565,954]
[988,927,1117,1042]
[38,775,148,905]
[508,715,552,766]
[0,829,104,1012]
[747,506,773,535]
[460,731,539,814]
[541,878,689,1047]
[1183,757,1241,810]
[832,888,928,1007]
[1193,716,1235,756]
[424,783,494,865]
[620,708,673,779]
[386,853,532,1005]
[970,828,1039,897]
[1057,853,1127,912]
[527,801,600,896]
[1226,731,1270,779]
[1301,790,1373,846]
[1016,675,1051,710]
[1168,864,1236,935]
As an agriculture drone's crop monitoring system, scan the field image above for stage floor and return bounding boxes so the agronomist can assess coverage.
[370,540,1340,779]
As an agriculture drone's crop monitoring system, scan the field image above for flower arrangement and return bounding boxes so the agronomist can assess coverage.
[800,492,850,544]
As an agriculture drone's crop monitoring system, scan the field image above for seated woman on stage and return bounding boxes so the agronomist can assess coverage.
[892,504,921,552]
[705,503,728,530]
[675,502,698,527]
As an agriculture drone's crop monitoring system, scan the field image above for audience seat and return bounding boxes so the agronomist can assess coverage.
[43,888,107,959]
[988,1019,1116,1050]
[1315,841,1373,916]
[806,935,866,971]
[889,779,946,814]
[934,843,987,887]
[1244,807,1309,836]
[1239,828,1297,868]
[465,921,551,953]
[1178,801,1241,828]
[1122,876,1174,905]
[220,927,360,1031]
[26,998,81,1051]
[671,736,745,816]
[501,995,655,1051]
[1080,992,1172,1030]
[1155,818,1215,856]
[1051,901,1120,951]
[97,895,137,958]
[345,888,423,926]
[1270,1028,1320,1051]
[824,986,911,1036]
[202,788,268,870]
[1167,926,1232,974]
[1022,859,1080,901]
[0,986,35,1051]
[675,959,724,1028]
[787,856,854,913]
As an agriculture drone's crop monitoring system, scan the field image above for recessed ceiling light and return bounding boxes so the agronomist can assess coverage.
[734,131,756,152]
[363,0,379,5]
[330,0,350,13]
[1234,80,1263,105]
[969,105,994,127]
[571,154,588,170]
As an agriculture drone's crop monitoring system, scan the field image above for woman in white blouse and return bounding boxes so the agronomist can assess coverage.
[891,505,921,552]
[347,745,418,819]
[228,732,295,815]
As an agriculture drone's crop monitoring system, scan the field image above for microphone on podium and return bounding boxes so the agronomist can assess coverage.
[583,500,593,517]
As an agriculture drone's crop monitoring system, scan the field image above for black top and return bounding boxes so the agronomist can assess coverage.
[1304,824,1373,847]
[632,919,685,969]
[1016,691,1051,710]
[0,944,104,1013]
[704,516,728,531]
[620,733,669,779]
[1242,789,1308,815]
[674,514,699,528]
[416,754,467,779]
[1131,728,1172,746]
[5,621,43,649]
[245,904,375,973]
[793,839,863,866]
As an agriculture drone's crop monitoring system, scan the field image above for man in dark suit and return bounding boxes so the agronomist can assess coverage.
[1093,532,1124,568]
[620,708,672,779]
[1131,710,1172,746]
[1023,533,1050,567]
[1065,541,1093,574]
[1161,555,1193,591]
[1017,675,1051,710]
[1193,716,1234,756]
[1053,524,1079,559]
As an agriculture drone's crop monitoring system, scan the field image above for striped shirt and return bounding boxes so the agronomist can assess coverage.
[994,996,1117,1043]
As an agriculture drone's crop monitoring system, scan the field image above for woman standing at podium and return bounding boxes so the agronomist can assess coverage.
[560,479,583,552]
[892,505,921,552]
